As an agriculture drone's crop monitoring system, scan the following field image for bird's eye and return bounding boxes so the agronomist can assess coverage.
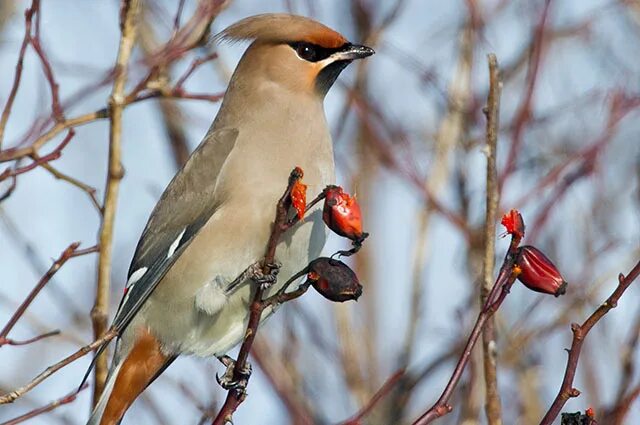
[294,43,317,61]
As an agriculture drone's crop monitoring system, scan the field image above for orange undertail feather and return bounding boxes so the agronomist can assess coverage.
[87,329,173,425]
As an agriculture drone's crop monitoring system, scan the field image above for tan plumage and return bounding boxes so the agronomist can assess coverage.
[87,13,373,425]
[214,13,347,47]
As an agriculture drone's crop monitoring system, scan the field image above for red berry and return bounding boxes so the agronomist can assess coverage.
[322,186,364,241]
[516,245,567,297]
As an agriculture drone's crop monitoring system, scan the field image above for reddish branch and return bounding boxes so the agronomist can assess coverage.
[0,384,88,425]
[338,369,405,425]
[539,260,640,424]
[0,129,75,183]
[0,0,38,148]
[0,242,97,347]
[0,328,117,404]
[412,230,523,424]
[499,0,552,188]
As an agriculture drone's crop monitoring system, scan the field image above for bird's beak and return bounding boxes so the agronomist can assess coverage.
[331,43,375,61]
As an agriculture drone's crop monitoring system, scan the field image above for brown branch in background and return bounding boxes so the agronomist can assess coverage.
[92,0,141,405]
[0,242,97,346]
[0,329,117,404]
[480,53,503,425]
[499,0,552,188]
[539,260,640,425]
[251,336,316,425]
[604,382,640,425]
[0,0,38,149]
[338,369,405,425]
[0,384,88,425]
[412,227,523,425]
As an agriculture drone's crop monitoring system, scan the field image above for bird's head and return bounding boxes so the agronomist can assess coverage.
[215,14,374,98]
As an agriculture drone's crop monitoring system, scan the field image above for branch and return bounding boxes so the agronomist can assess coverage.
[0,329,118,404]
[499,0,552,188]
[539,260,640,424]
[92,0,140,405]
[412,230,523,424]
[0,384,88,425]
[0,242,96,346]
[0,129,75,183]
[481,53,503,425]
[337,369,405,425]
[0,0,38,149]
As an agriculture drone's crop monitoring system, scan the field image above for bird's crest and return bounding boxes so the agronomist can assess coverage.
[213,13,347,49]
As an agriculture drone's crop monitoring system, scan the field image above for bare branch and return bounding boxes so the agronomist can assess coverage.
[92,0,141,405]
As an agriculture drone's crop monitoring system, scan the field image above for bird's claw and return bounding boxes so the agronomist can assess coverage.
[216,355,252,391]
[249,261,281,290]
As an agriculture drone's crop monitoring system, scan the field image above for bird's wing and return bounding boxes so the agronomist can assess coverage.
[111,127,238,333]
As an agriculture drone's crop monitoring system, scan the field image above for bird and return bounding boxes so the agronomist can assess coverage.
[86,13,374,425]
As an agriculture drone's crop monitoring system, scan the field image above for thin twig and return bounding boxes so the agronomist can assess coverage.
[499,0,552,188]
[0,0,38,149]
[338,369,405,425]
[0,384,88,425]
[0,329,118,404]
[0,242,85,343]
[0,130,74,182]
[412,231,523,424]
[481,53,503,425]
[92,0,140,405]
[0,329,60,347]
[539,260,640,424]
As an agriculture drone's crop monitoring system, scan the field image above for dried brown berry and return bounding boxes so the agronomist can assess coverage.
[516,245,567,297]
[307,257,362,302]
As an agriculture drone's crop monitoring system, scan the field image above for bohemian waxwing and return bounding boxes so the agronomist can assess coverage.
[86,13,374,425]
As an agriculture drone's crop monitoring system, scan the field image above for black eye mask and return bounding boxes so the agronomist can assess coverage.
[289,42,350,62]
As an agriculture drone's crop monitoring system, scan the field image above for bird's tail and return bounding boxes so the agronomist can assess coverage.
[86,358,123,425]
[85,330,175,425]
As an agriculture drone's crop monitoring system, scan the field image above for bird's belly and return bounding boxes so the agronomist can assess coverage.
[137,201,327,357]
[185,208,326,357]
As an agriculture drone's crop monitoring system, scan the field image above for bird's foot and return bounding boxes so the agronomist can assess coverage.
[216,355,252,391]
[248,261,281,290]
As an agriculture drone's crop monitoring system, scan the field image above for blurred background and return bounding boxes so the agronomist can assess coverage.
[1,0,639,424]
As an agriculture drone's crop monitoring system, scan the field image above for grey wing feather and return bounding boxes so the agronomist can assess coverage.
[112,127,238,332]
